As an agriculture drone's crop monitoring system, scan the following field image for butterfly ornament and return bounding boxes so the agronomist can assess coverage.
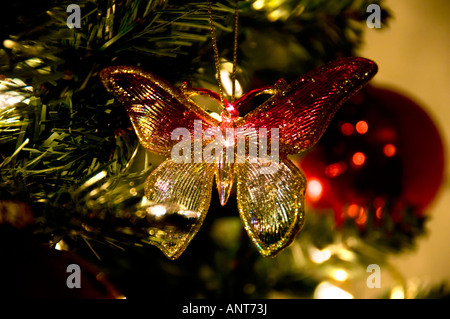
[100,57,377,259]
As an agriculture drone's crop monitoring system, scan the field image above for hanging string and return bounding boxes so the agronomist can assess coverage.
[231,1,239,103]
[207,0,224,106]
[207,0,239,106]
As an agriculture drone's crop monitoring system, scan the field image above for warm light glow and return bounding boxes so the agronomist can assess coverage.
[355,212,367,225]
[347,204,361,218]
[355,120,369,134]
[267,8,286,22]
[3,39,15,49]
[375,207,383,219]
[220,70,243,98]
[390,286,405,299]
[383,143,396,157]
[336,248,356,262]
[0,78,33,110]
[352,152,366,166]
[252,0,265,10]
[307,179,323,201]
[333,269,348,281]
[314,282,353,299]
[140,196,150,206]
[55,240,69,251]
[340,122,354,136]
[147,205,167,217]
[82,170,107,189]
[325,162,346,178]
[309,247,331,263]
[210,112,222,121]
[347,204,367,224]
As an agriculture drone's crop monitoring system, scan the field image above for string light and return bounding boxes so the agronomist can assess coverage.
[147,205,167,217]
[309,247,331,263]
[390,286,405,299]
[355,120,369,134]
[325,162,346,178]
[352,152,366,166]
[347,204,361,218]
[220,65,243,98]
[375,206,383,219]
[340,122,354,136]
[383,143,396,157]
[55,240,69,251]
[332,269,348,281]
[252,0,265,10]
[314,282,353,299]
[307,178,323,202]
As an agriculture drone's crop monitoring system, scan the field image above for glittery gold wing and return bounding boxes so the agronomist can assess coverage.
[144,159,215,259]
[236,156,306,257]
[99,66,220,156]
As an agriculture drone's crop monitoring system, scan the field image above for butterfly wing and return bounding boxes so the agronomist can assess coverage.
[144,159,215,259]
[234,57,377,256]
[236,156,306,257]
[234,57,378,154]
[100,66,220,156]
[100,66,220,259]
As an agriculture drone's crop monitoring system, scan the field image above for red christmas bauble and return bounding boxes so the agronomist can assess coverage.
[297,85,445,229]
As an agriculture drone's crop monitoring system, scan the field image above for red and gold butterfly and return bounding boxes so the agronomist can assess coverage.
[99,57,377,259]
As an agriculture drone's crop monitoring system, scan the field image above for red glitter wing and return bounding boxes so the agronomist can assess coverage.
[235,57,378,154]
[99,66,220,156]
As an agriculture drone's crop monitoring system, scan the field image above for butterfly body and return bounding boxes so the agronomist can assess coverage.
[100,57,378,259]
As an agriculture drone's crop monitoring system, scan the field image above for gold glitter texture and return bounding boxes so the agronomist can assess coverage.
[99,57,378,259]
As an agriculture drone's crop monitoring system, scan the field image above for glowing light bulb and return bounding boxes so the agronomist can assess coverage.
[252,0,265,10]
[352,152,366,166]
[390,286,405,299]
[355,121,369,134]
[375,207,383,219]
[340,122,354,136]
[347,204,360,218]
[383,143,396,157]
[325,162,346,178]
[333,269,348,281]
[307,178,323,202]
[309,247,331,263]
[314,282,353,299]
[220,70,243,98]
[147,205,167,217]
[55,240,69,251]
[355,212,367,225]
